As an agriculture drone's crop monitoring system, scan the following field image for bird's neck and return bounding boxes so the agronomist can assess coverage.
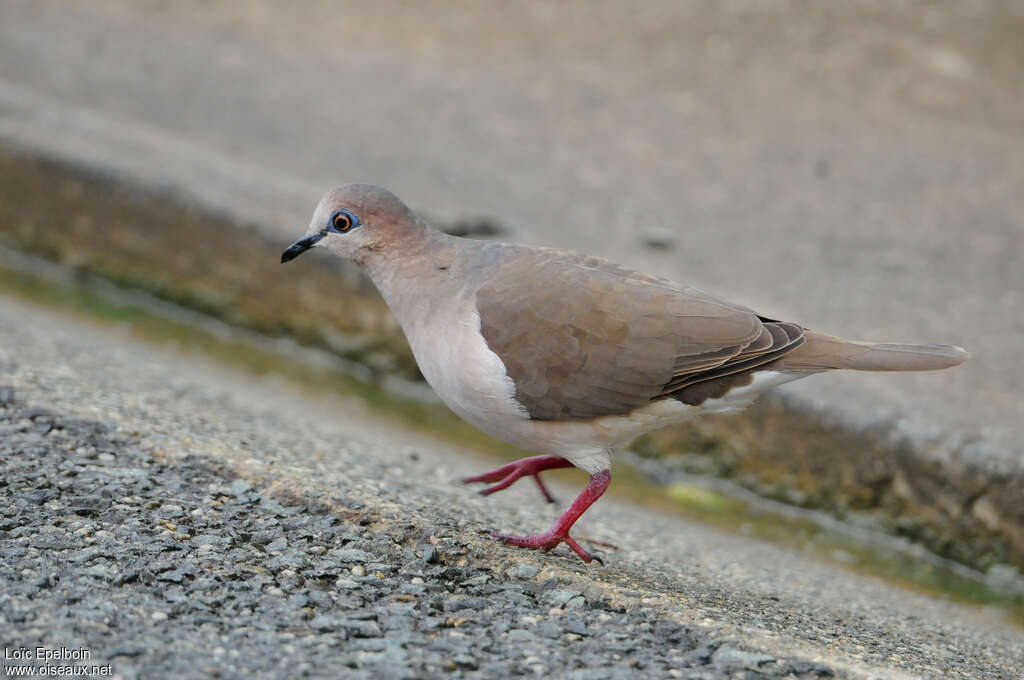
[360,224,459,321]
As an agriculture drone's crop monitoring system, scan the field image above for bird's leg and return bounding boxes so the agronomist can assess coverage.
[491,469,611,564]
[461,454,573,503]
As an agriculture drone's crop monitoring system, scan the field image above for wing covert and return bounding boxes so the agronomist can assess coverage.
[474,249,793,420]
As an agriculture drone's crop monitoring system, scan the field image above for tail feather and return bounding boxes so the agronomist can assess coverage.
[775,330,969,372]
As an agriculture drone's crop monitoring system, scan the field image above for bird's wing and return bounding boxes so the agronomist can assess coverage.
[474,248,803,420]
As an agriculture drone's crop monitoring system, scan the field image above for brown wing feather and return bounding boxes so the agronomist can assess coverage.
[475,248,805,420]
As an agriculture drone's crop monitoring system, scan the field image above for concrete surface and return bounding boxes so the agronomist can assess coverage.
[0,1,1020,474]
[2,296,1022,678]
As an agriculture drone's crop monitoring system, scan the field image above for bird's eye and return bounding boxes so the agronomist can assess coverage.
[331,211,352,232]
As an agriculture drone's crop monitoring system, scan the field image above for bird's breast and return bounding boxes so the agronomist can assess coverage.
[401,297,532,434]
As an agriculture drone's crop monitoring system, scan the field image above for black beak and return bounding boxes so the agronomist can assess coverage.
[281,233,324,263]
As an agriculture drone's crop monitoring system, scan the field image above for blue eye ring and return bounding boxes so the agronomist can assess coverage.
[329,209,360,233]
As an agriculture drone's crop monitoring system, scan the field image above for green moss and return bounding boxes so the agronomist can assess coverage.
[665,481,1023,625]
[629,400,1024,571]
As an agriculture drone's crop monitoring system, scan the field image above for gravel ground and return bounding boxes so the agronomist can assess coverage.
[1,299,1022,679]
[0,400,835,680]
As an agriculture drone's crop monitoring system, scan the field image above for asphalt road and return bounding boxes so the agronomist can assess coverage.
[2,297,1022,678]
[0,0,1021,475]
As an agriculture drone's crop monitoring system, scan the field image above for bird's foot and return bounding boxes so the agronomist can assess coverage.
[461,455,572,503]
[491,529,603,565]
[486,469,612,564]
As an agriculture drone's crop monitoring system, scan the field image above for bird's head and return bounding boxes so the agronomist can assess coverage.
[281,184,420,265]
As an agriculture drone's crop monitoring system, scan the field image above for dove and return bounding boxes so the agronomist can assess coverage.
[282,184,968,563]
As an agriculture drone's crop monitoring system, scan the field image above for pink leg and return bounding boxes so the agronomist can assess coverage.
[492,469,611,564]
[462,455,573,503]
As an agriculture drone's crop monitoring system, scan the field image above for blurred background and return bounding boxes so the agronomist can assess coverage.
[1,1,1021,594]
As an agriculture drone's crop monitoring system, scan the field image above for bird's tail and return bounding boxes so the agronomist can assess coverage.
[775,330,969,372]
